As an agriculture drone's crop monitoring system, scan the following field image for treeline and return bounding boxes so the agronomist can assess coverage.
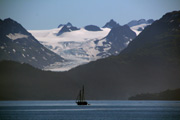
[129,88,180,100]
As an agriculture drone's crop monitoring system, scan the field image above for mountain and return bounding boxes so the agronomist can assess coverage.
[1,11,179,100]
[103,19,120,28]
[127,19,154,35]
[95,25,136,57]
[0,18,64,69]
[84,25,102,31]
[29,23,136,71]
[57,23,79,36]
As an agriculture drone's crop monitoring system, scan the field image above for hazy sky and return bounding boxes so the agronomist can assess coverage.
[0,0,180,30]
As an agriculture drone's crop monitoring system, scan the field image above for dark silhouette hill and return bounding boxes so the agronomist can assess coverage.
[129,88,180,100]
[0,60,77,100]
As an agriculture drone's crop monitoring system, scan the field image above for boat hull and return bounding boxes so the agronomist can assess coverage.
[76,101,88,105]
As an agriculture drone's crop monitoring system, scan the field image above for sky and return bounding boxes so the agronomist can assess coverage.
[0,0,180,30]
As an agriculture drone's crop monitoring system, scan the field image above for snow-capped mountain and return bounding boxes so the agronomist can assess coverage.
[0,18,64,69]
[98,25,136,57]
[29,21,136,71]
[127,19,154,35]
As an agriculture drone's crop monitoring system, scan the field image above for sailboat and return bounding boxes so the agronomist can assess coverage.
[76,86,89,105]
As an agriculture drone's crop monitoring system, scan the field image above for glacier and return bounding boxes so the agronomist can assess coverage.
[28,27,111,71]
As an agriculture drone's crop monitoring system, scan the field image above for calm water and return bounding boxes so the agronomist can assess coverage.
[0,100,180,120]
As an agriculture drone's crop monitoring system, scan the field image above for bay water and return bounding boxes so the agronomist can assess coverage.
[0,100,180,120]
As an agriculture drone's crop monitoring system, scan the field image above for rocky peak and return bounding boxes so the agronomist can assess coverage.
[84,25,102,31]
[103,19,120,28]
[58,22,73,28]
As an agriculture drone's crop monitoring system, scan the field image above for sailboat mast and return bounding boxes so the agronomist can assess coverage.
[82,85,85,101]
[79,90,82,102]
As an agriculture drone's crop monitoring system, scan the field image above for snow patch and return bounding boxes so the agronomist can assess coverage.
[104,47,111,51]
[46,53,52,56]
[6,33,28,40]
[41,48,45,51]
[1,46,5,49]
[97,39,106,46]
[170,20,174,23]
[22,54,26,58]
[124,36,129,39]
[12,49,16,53]
[32,57,37,61]
[130,23,150,35]
[125,41,130,45]
[43,56,47,60]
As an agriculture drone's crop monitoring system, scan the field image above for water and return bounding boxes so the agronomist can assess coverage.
[0,100,180,120]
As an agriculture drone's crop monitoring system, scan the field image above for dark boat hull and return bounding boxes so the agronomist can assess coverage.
[76,101,88,105]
